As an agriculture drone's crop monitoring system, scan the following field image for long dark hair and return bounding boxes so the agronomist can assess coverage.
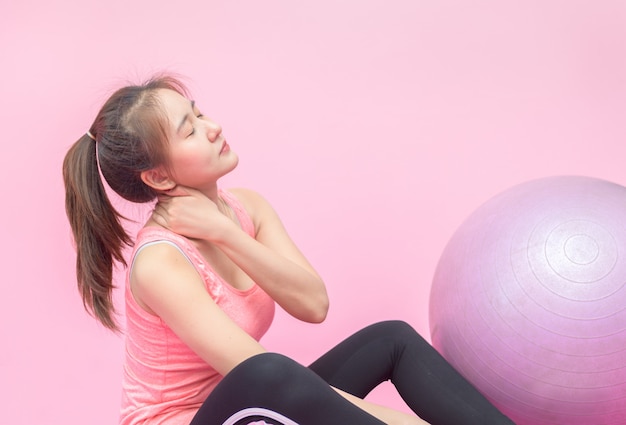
[62,75,188,331]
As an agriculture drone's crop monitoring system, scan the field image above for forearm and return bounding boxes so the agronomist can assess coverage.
[212,223,328,322]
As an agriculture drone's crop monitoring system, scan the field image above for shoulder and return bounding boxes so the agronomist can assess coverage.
[131,242,203,313]
[226,188,278,227]
[133,241,189,275]
[227,187,268,208]
[132,228,193,280]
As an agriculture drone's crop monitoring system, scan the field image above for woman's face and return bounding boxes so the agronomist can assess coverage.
[157,88,238,190]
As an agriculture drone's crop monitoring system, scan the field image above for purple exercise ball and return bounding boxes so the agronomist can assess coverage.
[429,176,626,425]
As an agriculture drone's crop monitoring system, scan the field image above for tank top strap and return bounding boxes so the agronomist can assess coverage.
[219,189,256,237]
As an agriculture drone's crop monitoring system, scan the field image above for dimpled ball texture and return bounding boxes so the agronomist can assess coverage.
[429,176,626,425]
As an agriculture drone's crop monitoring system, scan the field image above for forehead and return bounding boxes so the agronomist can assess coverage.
[156,89,190,121]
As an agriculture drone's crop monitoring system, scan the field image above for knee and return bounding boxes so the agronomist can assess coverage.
[237,353,308,390]
[234,353,327,407]
[238,352,298,383]
[374,320,422,341]
[370,320,432,355]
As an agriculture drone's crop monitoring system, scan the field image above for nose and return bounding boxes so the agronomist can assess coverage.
[205,119,222,142]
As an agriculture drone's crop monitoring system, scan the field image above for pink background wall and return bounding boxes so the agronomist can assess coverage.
[2,1,625,423]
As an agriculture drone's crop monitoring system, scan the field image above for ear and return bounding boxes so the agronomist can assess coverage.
[140,167,176,192]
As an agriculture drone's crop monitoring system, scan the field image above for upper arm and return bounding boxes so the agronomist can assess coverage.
[130,243,266,376]
[230,188,322,279]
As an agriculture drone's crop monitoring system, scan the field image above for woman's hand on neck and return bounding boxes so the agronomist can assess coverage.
[150,184,237,242]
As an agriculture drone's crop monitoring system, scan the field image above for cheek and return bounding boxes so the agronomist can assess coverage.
[169,147,219,180]
[171,145,213,167]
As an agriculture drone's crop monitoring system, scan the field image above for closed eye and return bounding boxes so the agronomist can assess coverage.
[189,113,207,137]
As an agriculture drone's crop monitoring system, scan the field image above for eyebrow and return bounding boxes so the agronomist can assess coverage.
[176,100,195,135]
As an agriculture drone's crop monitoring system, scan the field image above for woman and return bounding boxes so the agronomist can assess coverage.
[63,75,514,425]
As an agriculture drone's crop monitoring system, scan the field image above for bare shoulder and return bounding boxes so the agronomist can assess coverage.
[227,187,268,207]
[132,241,192,281]
[227,188,276,225]
[130,241,204,313]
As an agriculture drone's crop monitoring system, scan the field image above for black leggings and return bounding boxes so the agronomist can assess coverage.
[189,321,515,425]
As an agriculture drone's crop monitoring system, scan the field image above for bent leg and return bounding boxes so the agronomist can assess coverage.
[190,352,385,425]
[308,321,515,425]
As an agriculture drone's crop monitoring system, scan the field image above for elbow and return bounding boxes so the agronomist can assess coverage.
[307,290,330,323]
[306,309,328,324]
[286,277,329,323]
[308,300,329,323]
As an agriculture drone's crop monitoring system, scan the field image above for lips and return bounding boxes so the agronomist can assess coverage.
[220,141,230,154]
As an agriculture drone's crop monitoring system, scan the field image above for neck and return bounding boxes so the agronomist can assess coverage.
[195,182,235,218]
[197,181,220,202]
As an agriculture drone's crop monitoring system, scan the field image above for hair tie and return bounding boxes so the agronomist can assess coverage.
[86,130,104,178]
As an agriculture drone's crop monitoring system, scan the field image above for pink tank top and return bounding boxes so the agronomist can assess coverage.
[120,190,275,425]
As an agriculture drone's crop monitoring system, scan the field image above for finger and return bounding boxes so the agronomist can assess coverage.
[166,185,191,197]
[151,210,166,227]
[157,186,184,201]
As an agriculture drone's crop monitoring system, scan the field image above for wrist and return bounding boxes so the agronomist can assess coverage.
[207,216,241,244]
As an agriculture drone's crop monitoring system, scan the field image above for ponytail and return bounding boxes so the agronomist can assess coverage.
[63,74,190,330]
[63,133,132,331]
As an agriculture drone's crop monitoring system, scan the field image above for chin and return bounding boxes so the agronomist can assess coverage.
[221,154,239,176]
[229,153,240,169]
